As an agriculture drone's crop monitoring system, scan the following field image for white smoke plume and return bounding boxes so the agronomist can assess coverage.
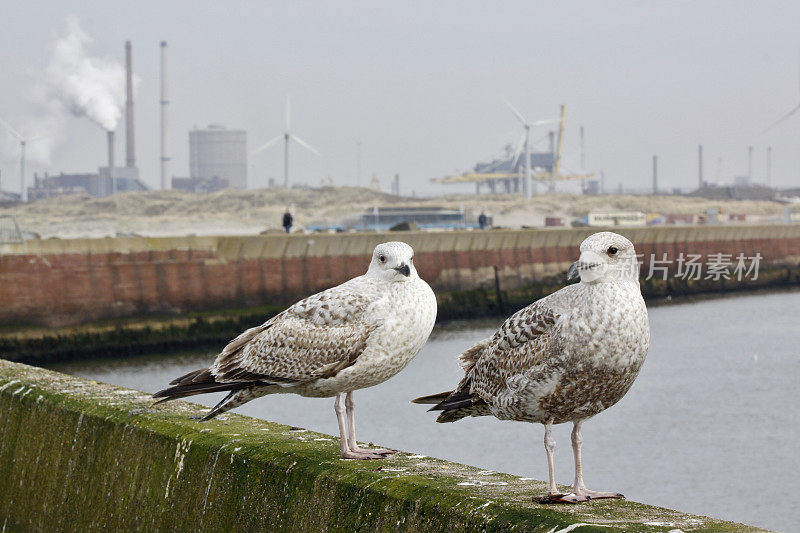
[45,15,125,131]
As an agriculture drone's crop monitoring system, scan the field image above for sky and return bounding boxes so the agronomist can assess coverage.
[1,1,800,197]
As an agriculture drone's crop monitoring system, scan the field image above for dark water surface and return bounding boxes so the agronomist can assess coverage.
[50,291,800,532]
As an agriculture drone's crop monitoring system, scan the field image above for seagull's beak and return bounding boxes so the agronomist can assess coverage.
[567,261,580,281]
[567,250,607,282]
[394,263,411,277]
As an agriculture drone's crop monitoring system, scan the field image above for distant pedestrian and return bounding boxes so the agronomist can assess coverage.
[478,211,488,230]
[282,208,293,234]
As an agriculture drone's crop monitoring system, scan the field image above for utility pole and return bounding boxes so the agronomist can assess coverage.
[652,155,658,195]
[580,126,586,194]
[356,141,362,187]
[20,141,26,201]
[698,144,703,188]
[523,123,531,199]
[160,41,170,190]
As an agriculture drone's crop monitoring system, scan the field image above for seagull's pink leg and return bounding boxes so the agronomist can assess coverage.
[536,420,590,502]
[569,420,624,500]
[334,393,386,459]
[345,391,394,456]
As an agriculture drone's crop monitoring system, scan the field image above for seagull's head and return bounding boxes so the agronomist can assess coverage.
[367,241,417,281]
[568,232,638,284]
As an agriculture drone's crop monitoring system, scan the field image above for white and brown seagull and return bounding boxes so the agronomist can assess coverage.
[414,232,650,502]
[155,241,437,460]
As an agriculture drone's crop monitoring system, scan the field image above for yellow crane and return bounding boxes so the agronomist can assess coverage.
[430,104,594,192]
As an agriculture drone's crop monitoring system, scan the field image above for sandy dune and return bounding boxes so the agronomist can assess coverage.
[1,187,787,239]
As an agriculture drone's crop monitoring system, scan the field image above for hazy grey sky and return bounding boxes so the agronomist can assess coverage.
[2,1,799,196]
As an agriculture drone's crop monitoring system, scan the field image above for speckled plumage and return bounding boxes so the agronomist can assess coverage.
[155,241,436,459]
[415,232,650,501]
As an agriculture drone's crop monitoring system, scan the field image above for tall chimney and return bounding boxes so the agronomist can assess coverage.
[125,41,135,168]
[107,130,116,197]
[698,144,703,188]
[160,41,170,190]
[652,155,658,195]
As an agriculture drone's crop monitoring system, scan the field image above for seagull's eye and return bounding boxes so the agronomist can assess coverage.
[410,256,413,262]
[607,246,618,256]
[379,255,386,263]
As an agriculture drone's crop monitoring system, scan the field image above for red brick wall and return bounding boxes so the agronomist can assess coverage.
[1,229,798,327]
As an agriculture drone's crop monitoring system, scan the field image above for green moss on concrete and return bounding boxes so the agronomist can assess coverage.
[0,360,769,532]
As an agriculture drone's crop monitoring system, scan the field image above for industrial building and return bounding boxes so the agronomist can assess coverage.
[28,171,148,201]
[24,41,146,202]
[357,206,489,230]
[189,125,247,189]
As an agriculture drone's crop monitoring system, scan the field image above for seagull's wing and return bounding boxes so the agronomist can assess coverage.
[210,280,378,384]
[469,299,558,396]
[422,297,558,420]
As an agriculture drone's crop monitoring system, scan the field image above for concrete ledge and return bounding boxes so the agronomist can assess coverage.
[0,361,766,532]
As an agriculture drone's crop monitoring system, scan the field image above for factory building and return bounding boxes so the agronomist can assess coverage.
[24,41,146,202]
[357,206,489,230]
[28,171,148,201]
[189,125,247,189]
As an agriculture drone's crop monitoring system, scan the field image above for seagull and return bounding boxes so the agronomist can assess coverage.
[154,241,437,460]
[413,232,650,502]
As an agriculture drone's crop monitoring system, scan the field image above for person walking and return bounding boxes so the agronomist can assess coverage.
[282,208,293,234]
[478,211,488,230]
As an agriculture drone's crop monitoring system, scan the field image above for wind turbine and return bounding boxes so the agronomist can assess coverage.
[763,55,800,133]
[252,97,321,188]
[0,118,46,202]
[504,100,559,198]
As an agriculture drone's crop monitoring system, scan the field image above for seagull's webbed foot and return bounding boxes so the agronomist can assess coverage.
[340,449,391,460]
[351,445,395,456]
[536,492,589,504]
[575,488,624,500]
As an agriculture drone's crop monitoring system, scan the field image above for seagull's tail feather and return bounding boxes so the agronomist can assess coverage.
[413,387,491,423]
[411,391,453,404]
[428,389,478,412]
[200,389,254,421]
[152,380,252,405]
[153,366,253,406]
[435,403,492,423]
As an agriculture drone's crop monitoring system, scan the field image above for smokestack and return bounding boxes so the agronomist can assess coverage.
[698,144,703,188]
[125,41,135,168]
[652,155,658,195]
[107,130,115,196]
[160,41,170,190]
